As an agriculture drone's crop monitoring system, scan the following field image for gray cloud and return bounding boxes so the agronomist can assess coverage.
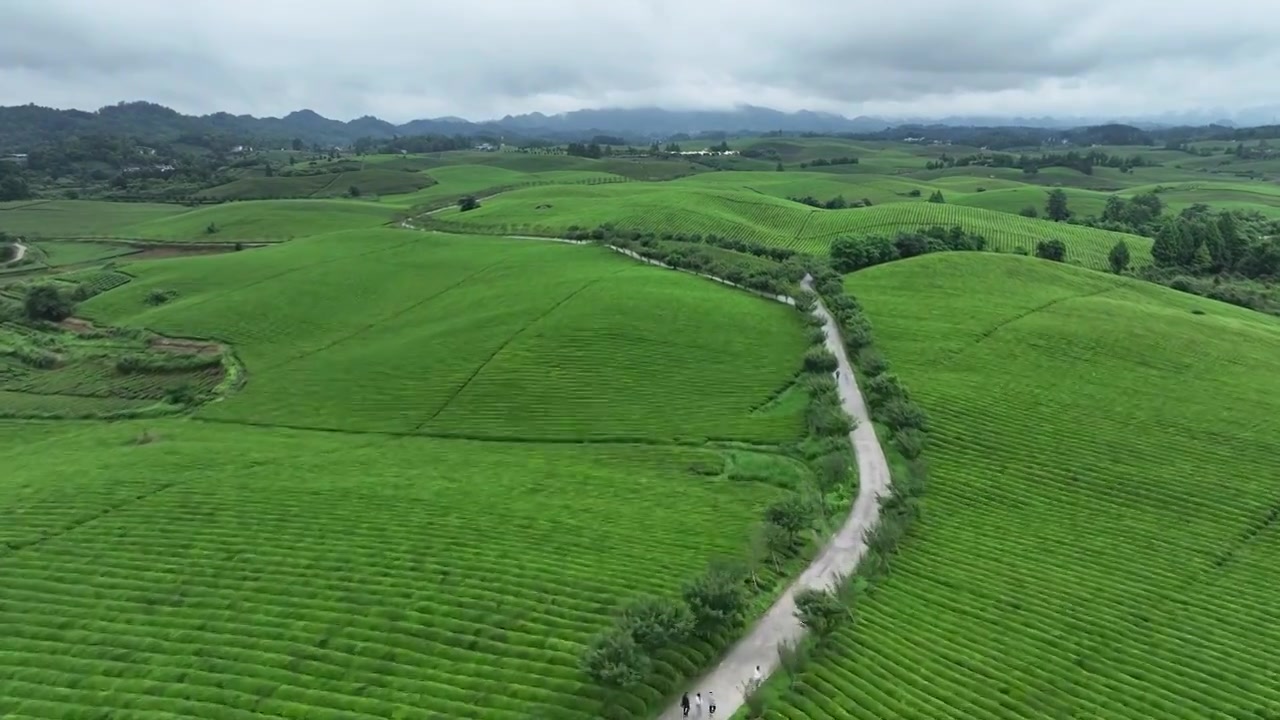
[1,0,1279,122]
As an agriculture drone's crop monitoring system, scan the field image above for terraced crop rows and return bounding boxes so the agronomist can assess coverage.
[57,269,133,295]
[767,253,1280,720]
[84,231,807,441]
[0,421,788,720]
[0,390,154,417]
[2,356,221,400]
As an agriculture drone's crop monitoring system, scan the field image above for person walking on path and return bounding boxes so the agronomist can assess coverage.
[708,691,717,717]
[752,664,763,690]
[681,693,690,717]
[695,692,702,716]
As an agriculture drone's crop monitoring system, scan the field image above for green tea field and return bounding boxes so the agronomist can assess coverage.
[81,230,808,441]
[765,253,1280,719]
[1,220,820,719]
[4,124,1280,720]
[0,420,789,720]
[424,183,1152,270]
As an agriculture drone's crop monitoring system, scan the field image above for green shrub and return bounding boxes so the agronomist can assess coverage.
[116,352,222,374]
[23,284,75,322]
[618,596,692,652]
[580,628,649,688]
[682,560,750,639]
[764,495,817,554]
[794,586,848,640]
[857,347,889,377]
[893,428,928,459]
[802,346,838,375]
[879,398,929,432]
[145,289,178,306]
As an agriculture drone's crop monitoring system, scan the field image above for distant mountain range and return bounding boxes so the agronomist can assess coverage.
[2,101,1279,151]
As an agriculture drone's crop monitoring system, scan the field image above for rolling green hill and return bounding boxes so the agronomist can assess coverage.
[195,168,436,201]
[426,184,1153,270]
[83,230,808,441]
[0,419,789,720]
[768,252,1280,719]
[0,200,187,238]
[3,227,817,720]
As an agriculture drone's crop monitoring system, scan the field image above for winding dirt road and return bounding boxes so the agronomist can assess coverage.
[7,241,26,264]
[655,275,891,719]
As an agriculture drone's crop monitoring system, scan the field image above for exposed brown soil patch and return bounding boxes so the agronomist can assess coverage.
[59,317,100,336]
[149,336,223,355]
[127,245,239,261]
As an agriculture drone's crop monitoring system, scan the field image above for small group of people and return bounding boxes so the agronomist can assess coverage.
[679,666,764,717]
[679,691,715,717]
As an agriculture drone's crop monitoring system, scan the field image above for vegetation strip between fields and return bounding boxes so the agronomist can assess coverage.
[654,277,891,720]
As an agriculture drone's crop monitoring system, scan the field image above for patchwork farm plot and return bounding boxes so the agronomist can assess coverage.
[0,306,231,418]
[765,253,1280,719]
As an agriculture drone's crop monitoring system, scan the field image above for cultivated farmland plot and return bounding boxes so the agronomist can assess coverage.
[765,253,1280,719]
[83,230,809,441]
[0,420,790,720]
[429,185,1153,271]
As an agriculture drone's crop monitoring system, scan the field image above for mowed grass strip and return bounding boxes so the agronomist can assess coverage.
[0,420,787,720]
[82,230,807,442]
[767,253,1280,720]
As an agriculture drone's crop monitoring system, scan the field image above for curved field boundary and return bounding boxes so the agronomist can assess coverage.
[654,276,891,720]
[410,221,892,719]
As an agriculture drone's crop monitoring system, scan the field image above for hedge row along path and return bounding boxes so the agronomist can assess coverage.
[411,220,893,718]
[655,275,892,720]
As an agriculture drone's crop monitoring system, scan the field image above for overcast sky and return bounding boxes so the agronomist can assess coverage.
[3,0,1279,122]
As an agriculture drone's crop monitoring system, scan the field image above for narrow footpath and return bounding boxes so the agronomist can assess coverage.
[657,274,892,719]
[8,241,27,264]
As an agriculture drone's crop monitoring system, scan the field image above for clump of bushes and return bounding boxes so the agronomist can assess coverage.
[1035,239,1067,262]
[116,352,222,374]
[22,284,76,322]
[145,289,179,306]
[2,344,60,369]
[830,225,987,273]
[572,226,812,296]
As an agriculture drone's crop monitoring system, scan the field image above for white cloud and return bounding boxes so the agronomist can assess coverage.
[2,0,1279,121]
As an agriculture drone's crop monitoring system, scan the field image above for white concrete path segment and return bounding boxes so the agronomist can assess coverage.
[656,274,892,720]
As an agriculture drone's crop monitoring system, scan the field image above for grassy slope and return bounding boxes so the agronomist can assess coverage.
[195,168,436,201]
[82,230,808,441]
[0,198,392,241]
[0,419,785,720]
[124,200,393,241]
[768,253,1280,719]
[429,184,1153,270]
[0,200,185,238]
[4,228,814,719]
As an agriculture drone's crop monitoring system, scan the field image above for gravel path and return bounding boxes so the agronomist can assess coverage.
[656,274,891,720]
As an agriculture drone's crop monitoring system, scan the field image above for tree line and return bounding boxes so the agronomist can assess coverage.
[926,150,1152,175]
